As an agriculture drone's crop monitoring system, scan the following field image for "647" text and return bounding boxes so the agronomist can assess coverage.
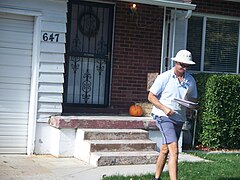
[42,33,59,42]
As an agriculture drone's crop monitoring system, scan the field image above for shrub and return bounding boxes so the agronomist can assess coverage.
[193,74,240,149]
[192,73,214,145]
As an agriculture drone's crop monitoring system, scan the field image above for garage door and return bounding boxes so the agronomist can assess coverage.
[0,12,34,153]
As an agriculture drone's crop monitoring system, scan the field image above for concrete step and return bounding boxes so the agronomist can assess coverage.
[78,129,149,140]
[90,151,159,166]
[88,139,156,152]
[74,128,159,166]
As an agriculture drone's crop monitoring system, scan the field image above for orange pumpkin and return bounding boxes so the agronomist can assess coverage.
[129,104,143,117]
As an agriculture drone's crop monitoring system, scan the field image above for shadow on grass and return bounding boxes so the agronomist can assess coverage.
[217,178,240,180]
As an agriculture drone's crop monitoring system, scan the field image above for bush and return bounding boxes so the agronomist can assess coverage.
[192,73,214,145]
[193,74,240,149]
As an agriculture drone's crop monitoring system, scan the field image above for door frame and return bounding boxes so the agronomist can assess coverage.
[63,0,116,110]
[161,8,191,73]
[0,6,41,155]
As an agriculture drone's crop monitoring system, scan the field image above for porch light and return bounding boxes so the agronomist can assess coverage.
[129,3,137,14]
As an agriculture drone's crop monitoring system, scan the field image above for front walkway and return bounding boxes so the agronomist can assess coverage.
[0,154,208,180]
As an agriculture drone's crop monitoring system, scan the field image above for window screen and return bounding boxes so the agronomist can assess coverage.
[204,18,239,73]
[187,15,239,73]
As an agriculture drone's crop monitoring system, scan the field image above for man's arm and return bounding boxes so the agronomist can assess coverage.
[148,92,174,116]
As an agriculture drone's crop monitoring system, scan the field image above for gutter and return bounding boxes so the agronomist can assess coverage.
[119,0,196,10]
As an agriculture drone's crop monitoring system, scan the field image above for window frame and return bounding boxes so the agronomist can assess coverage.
[187,13,240,74]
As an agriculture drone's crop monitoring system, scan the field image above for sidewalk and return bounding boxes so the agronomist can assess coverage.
[0,153,207,180]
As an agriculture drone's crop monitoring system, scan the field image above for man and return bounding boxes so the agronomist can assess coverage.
[148,50,197,180]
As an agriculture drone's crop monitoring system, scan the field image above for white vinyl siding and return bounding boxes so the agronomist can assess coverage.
[37,8,66,122]
[0,0,67,154]
[0,12,34,153]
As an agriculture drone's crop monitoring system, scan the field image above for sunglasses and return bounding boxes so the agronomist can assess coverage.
[178,62,190,68]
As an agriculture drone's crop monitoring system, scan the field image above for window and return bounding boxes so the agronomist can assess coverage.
[187,15,240,73]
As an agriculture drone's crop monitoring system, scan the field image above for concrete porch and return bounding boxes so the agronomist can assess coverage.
[49,115,157,129]
[48,115,183,166]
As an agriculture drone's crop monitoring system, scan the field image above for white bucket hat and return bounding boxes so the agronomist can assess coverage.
[171,50,195,64]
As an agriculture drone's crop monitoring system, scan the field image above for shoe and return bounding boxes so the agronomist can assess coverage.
[153,177,160,180]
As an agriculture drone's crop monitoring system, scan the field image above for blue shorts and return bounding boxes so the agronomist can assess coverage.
[152,114,184,144]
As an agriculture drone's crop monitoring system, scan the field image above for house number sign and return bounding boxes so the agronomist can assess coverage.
[42,33,59,42]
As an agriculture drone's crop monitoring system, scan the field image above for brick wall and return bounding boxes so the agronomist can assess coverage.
[109,0,240,114]
[66,0,240,115]
[110,2,163,114]
[193,0,240,16]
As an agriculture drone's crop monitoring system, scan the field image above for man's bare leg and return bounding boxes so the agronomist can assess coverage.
[168,142,179,180]
[155,144,169,179]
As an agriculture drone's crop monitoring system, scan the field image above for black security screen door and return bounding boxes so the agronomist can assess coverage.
[64,1,114,107]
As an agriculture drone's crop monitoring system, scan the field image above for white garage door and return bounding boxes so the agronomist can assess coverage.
[0,12,34,153]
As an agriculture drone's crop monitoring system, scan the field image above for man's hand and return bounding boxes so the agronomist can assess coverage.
[163,106,174,116]
[148,92,175,116]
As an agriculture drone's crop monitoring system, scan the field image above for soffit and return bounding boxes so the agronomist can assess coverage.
[224,0,240,2]
[119,0,196,10]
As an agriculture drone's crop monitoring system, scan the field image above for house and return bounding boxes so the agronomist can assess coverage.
[0,0,239,157]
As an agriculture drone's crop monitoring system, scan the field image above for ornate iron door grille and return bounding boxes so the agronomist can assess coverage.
[64,1,114,107]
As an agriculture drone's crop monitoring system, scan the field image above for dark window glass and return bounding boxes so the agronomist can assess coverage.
[187,16,203,71]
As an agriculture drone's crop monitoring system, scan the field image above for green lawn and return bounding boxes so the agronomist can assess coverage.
[103,152,240,180]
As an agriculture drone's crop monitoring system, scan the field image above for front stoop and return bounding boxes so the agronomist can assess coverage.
[49,116,183,163]
[49,115,157,129]
[74,129,159,166]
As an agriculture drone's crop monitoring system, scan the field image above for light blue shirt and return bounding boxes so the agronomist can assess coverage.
[150,68,197,122]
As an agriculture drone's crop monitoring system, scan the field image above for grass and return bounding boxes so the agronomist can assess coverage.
[103,151,240,180]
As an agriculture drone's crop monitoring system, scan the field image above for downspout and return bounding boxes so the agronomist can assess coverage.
[171,8,177,68]
[170,9,193,69]
[237,22,240,74]
[27,15,41,155]
[200,17,206,72]
[160,7,166,73]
